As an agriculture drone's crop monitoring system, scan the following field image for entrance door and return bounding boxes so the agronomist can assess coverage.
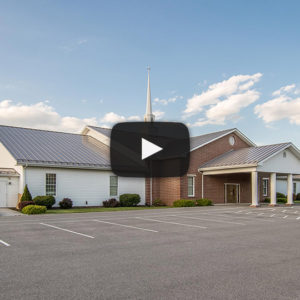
[0,182,7,207]
[225,184,240,203]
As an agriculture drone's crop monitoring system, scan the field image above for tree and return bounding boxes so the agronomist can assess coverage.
[20,184,32,202]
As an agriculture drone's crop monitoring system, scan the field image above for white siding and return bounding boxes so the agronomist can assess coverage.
[25,167,145,206]
[277,179,300,196]
[258,149,300,174]
[84,128,110,146]
[0,177,19,207]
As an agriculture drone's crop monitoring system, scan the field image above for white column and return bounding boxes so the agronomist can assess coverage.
[287,174,294,205]
[251,171,259,207]
[270,173,277,206]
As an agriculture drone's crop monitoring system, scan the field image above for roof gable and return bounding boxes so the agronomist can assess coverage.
[199,143,300,171]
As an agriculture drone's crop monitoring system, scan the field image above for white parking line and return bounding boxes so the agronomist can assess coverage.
[0,239,10,247]
[270,214,276,217]
[283,215,288,219]
[136,217,207,229]
[297,217,300,220]
[40,223,95,239]
[92,219,158,233]
[282,210,287,213]
[258,213,264,216]
[198,212,275,222]
[172,215,245,225]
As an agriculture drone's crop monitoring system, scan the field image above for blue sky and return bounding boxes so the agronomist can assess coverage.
[0,0,300,146]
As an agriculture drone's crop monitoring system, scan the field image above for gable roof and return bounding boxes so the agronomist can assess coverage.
[0,125,110,169]
[199,143,299,170]
[190,128,255,150]
[87,126,111,138]
[86,126,255,151]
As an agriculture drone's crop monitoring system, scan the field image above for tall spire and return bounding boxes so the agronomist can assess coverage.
[144,66,155,122]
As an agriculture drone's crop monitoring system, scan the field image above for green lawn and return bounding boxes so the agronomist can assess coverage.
[46,206,172,214]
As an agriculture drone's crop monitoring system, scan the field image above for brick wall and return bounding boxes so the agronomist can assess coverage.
[146,132,253,205]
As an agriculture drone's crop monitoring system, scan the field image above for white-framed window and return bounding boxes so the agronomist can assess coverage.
[293,182,297,195]
[46,173,56,196]
[110,175,118,196]
[263,178,269,197]
[187,175,195,197]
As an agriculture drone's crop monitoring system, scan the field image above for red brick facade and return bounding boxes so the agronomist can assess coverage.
[145,132,269,205]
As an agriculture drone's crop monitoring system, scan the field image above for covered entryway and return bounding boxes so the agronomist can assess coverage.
[199,143,300,206]
[0,181,7,207]
[225,184,240,203]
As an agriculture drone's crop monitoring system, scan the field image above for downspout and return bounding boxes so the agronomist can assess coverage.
[150,177,153,206]
[201,171,204,199]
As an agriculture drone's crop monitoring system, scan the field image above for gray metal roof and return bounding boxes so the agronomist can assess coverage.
[199,143,292,169]
[88,126,111,137]
[88,126,251,150]
[0,125,110,169]
[0,168,19,177]
[190,128,237,150]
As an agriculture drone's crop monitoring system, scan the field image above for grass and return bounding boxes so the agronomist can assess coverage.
[46,206,172,214]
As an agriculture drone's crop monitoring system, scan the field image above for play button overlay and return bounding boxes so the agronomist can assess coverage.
[141,138,163,160]
[110,122,190,178]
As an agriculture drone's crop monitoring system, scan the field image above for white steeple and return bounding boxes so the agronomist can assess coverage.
[144,67,155,122]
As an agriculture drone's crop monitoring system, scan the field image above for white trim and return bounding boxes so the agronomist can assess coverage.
[262,178,269,197]
[187,175,195,197]
[224,183,240,204]
[45,173,57,197]
[202,167,257,175]
[190,128,256,152]
[199,164,257,172]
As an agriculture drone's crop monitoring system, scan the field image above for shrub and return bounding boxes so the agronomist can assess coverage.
[22,205,47,215]
[18,201,34,211]
[152,198,166,206]
[103,198,119,208]
[59,198,73,209]
[263,197,270,203]
[196,198,213,206]
[173,199,196,207]
[297,193,300,200]
[20,184,32,202]
[33,196,56,209]
[119,194,141,207]
[276,192,286,199]
[277,197,287,204]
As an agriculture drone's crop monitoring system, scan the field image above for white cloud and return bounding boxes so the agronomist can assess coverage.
[100,112,141,124]
[154,96,178,105]
[153,110,165,120]
[0,100,98,133]
[100,112,126,123]
[255,84,300,125]
[272,84,296,96]
[184,73,262,126]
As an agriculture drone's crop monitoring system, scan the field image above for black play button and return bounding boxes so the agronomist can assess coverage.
[110,122,190,177]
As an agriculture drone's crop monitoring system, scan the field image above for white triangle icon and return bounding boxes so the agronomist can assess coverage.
[141,138,163,160]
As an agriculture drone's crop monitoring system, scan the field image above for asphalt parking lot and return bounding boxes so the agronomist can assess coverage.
[1,206,300,300]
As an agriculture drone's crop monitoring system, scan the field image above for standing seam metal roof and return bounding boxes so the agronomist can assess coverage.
[199,143,292,169]
[0,125,110,168]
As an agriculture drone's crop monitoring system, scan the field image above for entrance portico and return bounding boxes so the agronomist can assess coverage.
[199,143,300,206]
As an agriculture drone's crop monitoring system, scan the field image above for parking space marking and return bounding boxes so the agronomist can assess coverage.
[270,214,276,217]
[258,213,264,216]
[172,215,246,225]
[297,217,300,220]
[198,212,275,222]
[135,217,207,229]
[92,219,158,233]
[283,215,288,219]
[0,239,10,247]
[40,223,95,239]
